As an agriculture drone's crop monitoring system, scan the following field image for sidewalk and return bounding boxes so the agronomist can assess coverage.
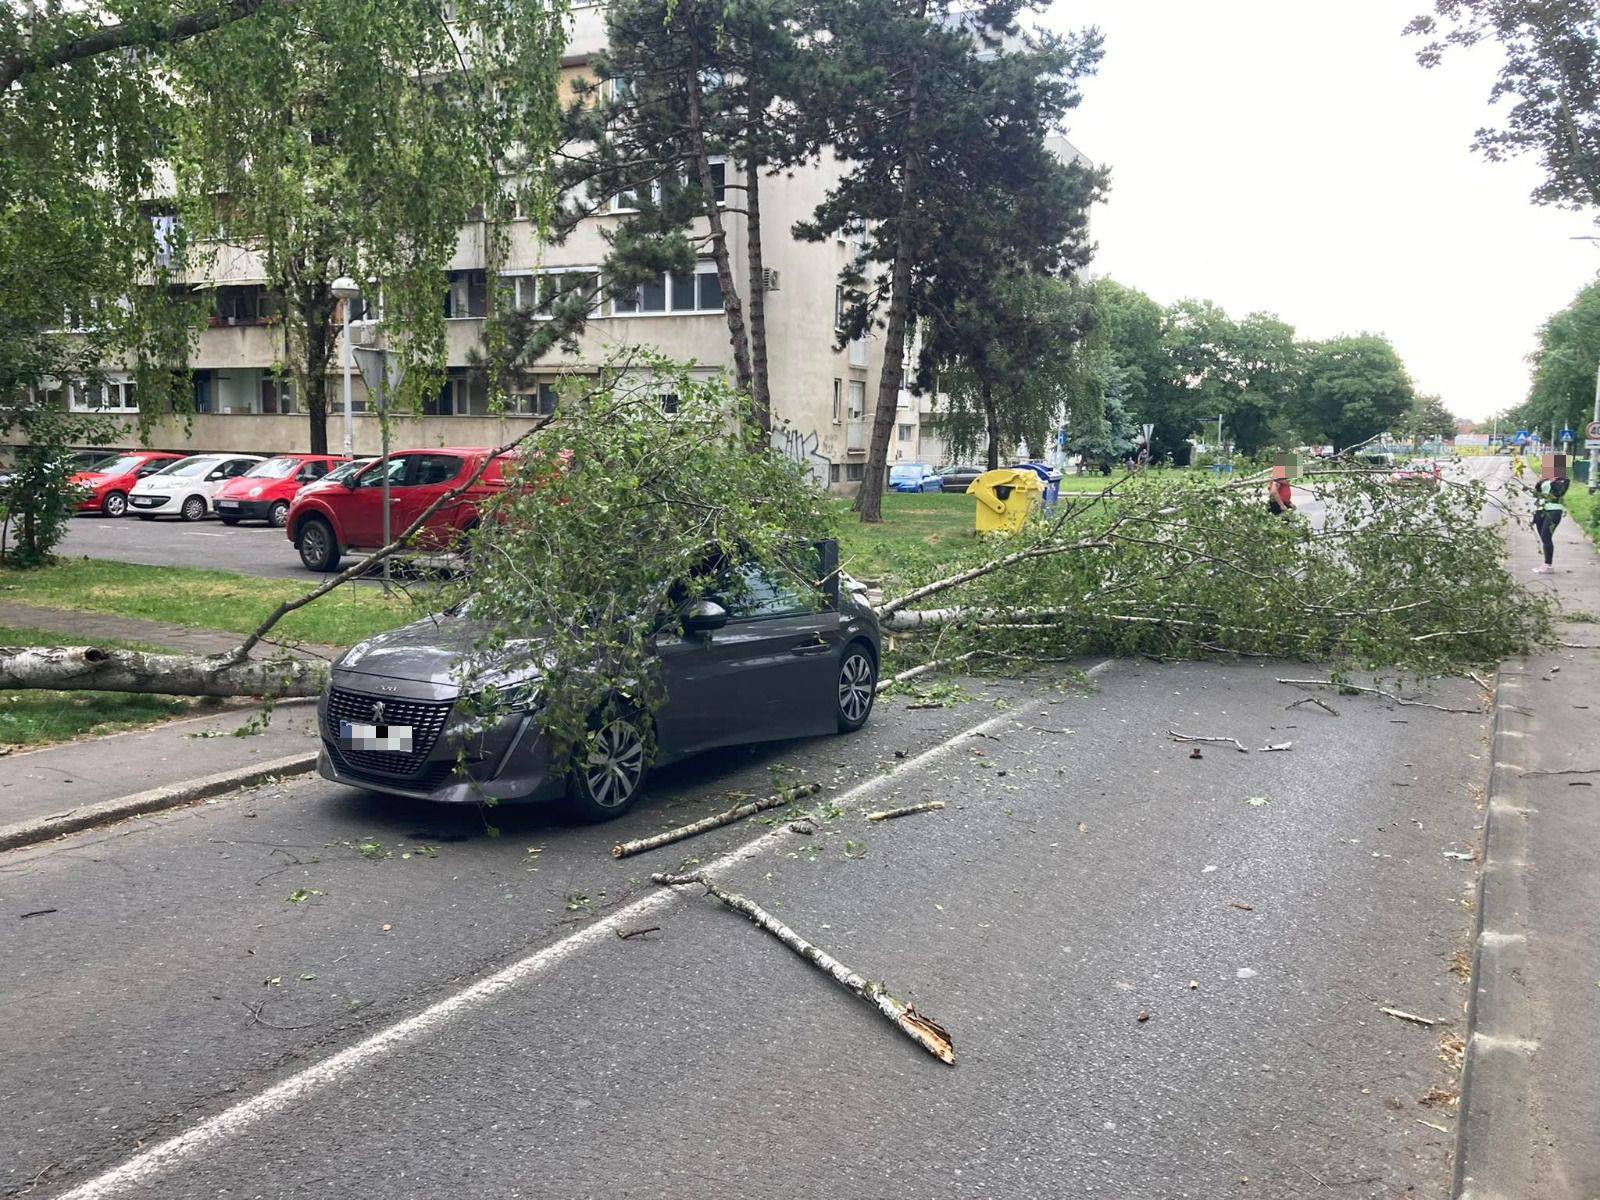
[1456,507,1600,1199]
[0,700,322,844]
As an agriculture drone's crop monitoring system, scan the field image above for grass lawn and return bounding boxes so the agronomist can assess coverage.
[0,624,198,747]
[0,559,424,648]
[831,492,977,584]
[1566,487,1598,541]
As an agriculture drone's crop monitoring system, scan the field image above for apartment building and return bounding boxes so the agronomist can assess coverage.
[45,3,936,491]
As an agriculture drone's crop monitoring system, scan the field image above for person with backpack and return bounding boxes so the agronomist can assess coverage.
[1531,458,1570,574]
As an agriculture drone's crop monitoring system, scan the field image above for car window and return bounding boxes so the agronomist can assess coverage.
[298,460,331,481]
[718,562,813,620]
[160,457,217,477]
[222,458,257,478]
[411,454,463,487]
[356,458,408,488]
[245,456,300,480]
[136,460,171,477]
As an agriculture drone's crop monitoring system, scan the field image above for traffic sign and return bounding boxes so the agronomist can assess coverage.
[1141,423,1154,445]
[1587,419,1600,439]
[1560,428,1575,443]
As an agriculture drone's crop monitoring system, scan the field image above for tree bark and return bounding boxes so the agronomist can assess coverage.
[297,281,334,455]
[652,870,955,1064]
[744,151,772,434]
[983,378,1000,471]
[0,646,324,697]
[685,34,754,398]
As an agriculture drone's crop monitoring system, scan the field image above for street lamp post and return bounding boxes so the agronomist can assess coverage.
[331,278,360,458]
[1591,361,1600,494]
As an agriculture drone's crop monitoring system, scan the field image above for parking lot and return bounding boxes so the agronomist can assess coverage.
[59,512,331,580]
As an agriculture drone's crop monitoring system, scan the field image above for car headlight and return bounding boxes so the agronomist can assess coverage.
[495,680,542,712]
[249,486,264,498]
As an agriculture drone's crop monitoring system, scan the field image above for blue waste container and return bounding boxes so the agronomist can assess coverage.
[1011,462,1061,513]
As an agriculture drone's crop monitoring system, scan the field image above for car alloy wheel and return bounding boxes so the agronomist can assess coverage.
[102,491,127,518]
[297,519,339,572]
[269,501,290,528]
[581,718,647,810]
[837,646,876,731]
[180,495,206,522]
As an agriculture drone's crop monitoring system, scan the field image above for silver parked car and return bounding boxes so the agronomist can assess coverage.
[316,544,881,820]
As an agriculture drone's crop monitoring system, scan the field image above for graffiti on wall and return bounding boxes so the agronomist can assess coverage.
[771,425,831,487]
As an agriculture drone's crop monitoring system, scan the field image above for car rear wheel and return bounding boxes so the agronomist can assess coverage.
[102,491,127,518]
[297,518,341,572]
[837,642,876,732]
[180,495,206,522]
[269,501,290,528]
[565,708,650,821]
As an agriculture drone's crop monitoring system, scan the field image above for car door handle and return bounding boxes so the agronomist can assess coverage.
[790,637,831,657]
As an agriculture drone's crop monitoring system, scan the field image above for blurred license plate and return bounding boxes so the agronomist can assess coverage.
[216,499,238,509]
[339,721,413,753]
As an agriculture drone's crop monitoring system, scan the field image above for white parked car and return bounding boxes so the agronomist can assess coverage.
[128,453,265,521]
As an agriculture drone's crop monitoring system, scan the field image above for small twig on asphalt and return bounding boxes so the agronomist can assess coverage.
[1519,767,1600,778]
[1169,731,1249,753]
[652,870,955,1064]
[1295,1163,1331,1190]
[240,1001,330,1031]
[866,800,946,822]
[1277,678,1483,714]
[611,783,821,859]
[1287,696,1340,717]
[19,908,57,919]
[1467,671,1491,692]
[615,926,661,941]
[1257,742,1293,752]
[1379,1006,1446,1027]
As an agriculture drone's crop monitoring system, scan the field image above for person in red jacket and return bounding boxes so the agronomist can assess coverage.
[1267,465,1295,517]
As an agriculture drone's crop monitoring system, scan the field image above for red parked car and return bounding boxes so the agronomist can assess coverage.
[70,451,187,518]
[286,448,511,572]
[213,453,348,528]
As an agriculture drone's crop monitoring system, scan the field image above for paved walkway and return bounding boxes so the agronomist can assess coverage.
[0,600,341,661]
[1457,500,1600,1200]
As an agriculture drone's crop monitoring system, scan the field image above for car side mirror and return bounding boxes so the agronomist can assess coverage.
[681,599,728,634]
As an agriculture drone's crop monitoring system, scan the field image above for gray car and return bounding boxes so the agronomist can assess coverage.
[316,546,881,820]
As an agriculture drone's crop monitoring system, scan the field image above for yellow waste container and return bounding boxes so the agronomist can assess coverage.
[966,468,1044,534]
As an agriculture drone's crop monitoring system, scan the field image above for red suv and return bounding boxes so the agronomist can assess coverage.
[70,451,188,518]
[214,454,348,528]
[286,448,510,572]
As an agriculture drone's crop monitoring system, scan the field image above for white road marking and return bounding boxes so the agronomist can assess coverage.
[58,659,1114,1199]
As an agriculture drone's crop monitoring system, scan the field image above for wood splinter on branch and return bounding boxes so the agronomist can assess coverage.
[866,800,946,822]
[1169,731,1249,753]
[611,783,821,858]
[1287,696,1340,717]
[652,870,955,1065]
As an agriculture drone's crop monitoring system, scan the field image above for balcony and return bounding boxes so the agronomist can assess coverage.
[846,418,867,455]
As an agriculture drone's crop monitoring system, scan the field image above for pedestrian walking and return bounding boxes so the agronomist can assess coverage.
[1267,465,1295,518]
[1531,456,1569,574]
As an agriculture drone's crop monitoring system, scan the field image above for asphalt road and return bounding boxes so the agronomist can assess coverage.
[1,660,1489,1199]
[57,512,314,580]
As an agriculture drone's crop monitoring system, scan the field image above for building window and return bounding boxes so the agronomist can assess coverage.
[898,423,913,443]
[847,379,866,419]
[705,157,727,205]
[429,373,489,415]
[67,379,138,414]
[444,270,487,319]
[658,393,680,414]
[834,286,845,333]
[845,463,865,482]
[511,382,561,416]
[505,270,599,316]
[260,377,295,415]
[611,265,724,315]
[212,285,276,326]
[829,464,842,484]
[832,379,842,424]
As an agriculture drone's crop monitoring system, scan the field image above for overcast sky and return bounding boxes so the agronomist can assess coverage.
[1042,0,1600,423]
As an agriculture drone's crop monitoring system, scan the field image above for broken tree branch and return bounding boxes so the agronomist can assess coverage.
[1287,696,1340,717]
[1169,731,1249,753]
[652,870,955,1064]
[0,644,322,697]
[1276,678,1482,715]
[865,800,945,822]
[1379,1006,1446,1028]
[876,651,983,692]
[610,783,821,858]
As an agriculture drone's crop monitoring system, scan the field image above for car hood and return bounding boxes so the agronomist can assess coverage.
[335,614,546,693]
[133,475,191,490]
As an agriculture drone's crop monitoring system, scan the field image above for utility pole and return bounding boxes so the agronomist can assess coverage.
[1590,361,1600,493]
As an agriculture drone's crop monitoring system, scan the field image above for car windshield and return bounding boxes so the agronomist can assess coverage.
[889,465,925,480]
[89,455,144,475]
[244,457,301,480]
[322,459,371,485]
[156,457,220,478]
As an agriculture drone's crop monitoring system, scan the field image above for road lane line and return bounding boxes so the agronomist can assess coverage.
[59,659,1112,1199]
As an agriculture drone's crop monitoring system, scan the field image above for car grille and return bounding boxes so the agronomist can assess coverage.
[324,687,453,779]
[327,745,462,793]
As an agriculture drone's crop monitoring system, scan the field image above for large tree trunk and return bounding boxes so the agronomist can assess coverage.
[983,379,1000,470]
[298,281,334,454]
[0,646,325,697]
[853,78,922,524]
[744,151,772,434]
[685,36,754,398]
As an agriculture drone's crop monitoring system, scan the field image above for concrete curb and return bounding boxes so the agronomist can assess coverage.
[1452,662,1538,1200]
[0,751,318,852]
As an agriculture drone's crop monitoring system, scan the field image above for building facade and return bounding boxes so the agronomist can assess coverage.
[41,3,946,491]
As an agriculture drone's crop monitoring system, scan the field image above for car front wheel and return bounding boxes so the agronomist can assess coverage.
[297,518,341,572]
[837,643,876,732]
[269,501,290,528]
[565,710,650,821]
[102,491,127,518]
[180,495,206,522]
